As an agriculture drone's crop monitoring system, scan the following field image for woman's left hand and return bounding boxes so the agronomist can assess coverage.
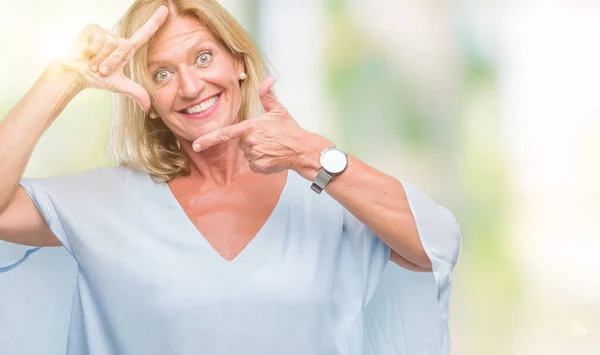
[192,78,330,177]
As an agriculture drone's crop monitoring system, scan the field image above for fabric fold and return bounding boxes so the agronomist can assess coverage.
[0,247,42,273]
[1,172,462,355]
[363,180,462,355]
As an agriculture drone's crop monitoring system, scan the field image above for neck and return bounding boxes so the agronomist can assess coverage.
[179,139,250,185]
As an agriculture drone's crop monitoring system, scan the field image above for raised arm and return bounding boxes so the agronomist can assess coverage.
[0,6,168,246]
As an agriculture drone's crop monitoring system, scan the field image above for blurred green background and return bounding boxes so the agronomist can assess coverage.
[1,0,600,354]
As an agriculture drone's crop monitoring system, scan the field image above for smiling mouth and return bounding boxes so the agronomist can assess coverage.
[179,94,221,115]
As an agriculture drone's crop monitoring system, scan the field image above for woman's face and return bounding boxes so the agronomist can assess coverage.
[146,15,244,143]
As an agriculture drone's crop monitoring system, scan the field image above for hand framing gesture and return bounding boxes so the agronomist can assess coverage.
[192,78,327,176]
[59,5,169,111]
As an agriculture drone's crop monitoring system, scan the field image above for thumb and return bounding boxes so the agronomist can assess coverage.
[258,77,283,113]
[114,77,151,111]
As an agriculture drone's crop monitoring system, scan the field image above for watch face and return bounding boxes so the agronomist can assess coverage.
[321,148,347,174]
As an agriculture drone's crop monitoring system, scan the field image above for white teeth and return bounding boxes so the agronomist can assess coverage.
[184,95,219,114]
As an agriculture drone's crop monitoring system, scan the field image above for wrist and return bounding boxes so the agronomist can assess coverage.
[44,61,86,95]
[294,133,334,181]
[32,62,86,121]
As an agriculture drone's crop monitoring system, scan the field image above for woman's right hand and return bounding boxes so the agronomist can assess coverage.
[58,5,169,111]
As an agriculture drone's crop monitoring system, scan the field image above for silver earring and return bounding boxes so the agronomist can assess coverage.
[149,112,158,119]
[239,72,247,81]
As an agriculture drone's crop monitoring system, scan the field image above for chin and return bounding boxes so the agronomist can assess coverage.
[190,119,231,137]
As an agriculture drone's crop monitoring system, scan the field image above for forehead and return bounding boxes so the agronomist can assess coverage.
[147,15,218,57]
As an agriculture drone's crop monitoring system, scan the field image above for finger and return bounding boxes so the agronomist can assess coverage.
[243,150,252,162]
[258,77,283,113]
[82,24,106,60]
[248,162,261,174]
[248,161,274,175]
[192,121,251,152]
[238,131,256,150]
[90,36,119,74]
[113,78,151,111]
[129,5,169,50]
[243,148,260,162]
[97,39,132,75]
[123,46,137,62]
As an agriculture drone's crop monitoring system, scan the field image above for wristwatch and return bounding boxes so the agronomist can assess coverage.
[310,146,348,194]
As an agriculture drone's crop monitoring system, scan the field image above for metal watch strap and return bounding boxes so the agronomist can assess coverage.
[310,168,333,194]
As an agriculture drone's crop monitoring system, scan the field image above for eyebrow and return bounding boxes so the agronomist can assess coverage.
[147,38,214,69]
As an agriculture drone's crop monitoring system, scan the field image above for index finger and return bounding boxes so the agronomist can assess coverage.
[128,5,169,49]
[193,121,251,152]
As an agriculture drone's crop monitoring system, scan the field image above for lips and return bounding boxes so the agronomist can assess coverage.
[178,94,221,114]
[176,93,222,120]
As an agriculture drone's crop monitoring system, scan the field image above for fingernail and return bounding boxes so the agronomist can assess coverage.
[193,144,200,152]
[90,65,98,72]
[100,66,108,75]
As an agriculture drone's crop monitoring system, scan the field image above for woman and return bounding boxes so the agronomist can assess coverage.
[0,1,461,354]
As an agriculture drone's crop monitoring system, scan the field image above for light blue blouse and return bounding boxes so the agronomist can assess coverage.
[0,166,461,355]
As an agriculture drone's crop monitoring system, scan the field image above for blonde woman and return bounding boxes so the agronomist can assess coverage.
[0,1,461,354]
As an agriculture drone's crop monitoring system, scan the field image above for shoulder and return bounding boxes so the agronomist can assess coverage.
[21,165,149,198]
[57,165,141,182]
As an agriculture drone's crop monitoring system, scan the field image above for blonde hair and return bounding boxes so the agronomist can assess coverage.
[108,0,268,182]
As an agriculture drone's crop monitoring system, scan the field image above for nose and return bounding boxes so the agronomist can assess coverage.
[177,65,205,99]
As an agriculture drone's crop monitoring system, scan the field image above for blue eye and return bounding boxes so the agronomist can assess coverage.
[153,70,171,83]
[196,51,213,65]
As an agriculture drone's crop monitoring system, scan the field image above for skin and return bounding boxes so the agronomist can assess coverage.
[0,5,433,271]
[0,6,170,247]
[143,11,432,270]
[144,14,315,260]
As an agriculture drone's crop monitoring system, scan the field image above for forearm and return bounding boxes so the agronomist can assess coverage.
[0,63,80,212]
[296,134,431,268]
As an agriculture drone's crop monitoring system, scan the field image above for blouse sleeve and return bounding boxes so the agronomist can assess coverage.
[358,179,462,355]
[0,177,75,274]
[18,178,74,254]
[0,175,85,355]
[0,167,127,272]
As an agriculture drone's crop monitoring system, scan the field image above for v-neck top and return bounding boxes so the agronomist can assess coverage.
[161,171,291,265]
[2,166,462,355]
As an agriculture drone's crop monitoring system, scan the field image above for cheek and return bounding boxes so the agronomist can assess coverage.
[229,84,243,112]
[221,77,242,106]
[152,86,176,115]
